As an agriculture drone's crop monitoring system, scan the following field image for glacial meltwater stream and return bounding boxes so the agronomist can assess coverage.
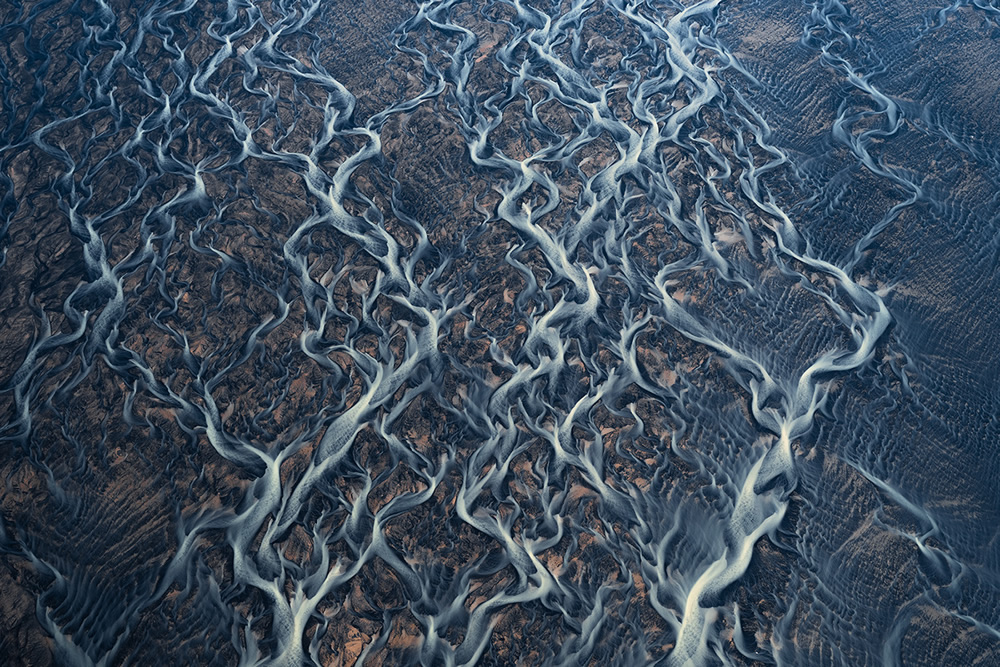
[2,0,1000,664]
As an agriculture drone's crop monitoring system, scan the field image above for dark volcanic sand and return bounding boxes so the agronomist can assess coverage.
[1,0,1000,665]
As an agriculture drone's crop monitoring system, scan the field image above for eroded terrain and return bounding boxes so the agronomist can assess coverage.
[1,0,1000,665]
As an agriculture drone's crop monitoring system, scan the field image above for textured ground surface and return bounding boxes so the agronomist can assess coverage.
[1,0,1000,665]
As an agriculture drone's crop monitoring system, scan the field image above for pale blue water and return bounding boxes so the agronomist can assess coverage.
[1,0,999,665]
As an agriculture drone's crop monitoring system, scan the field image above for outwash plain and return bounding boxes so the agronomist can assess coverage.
[1,0,999,665]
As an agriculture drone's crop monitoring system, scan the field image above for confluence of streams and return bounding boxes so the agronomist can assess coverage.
[2,0,999,665]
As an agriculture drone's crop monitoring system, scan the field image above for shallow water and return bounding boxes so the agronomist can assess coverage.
[1,0,999,664]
